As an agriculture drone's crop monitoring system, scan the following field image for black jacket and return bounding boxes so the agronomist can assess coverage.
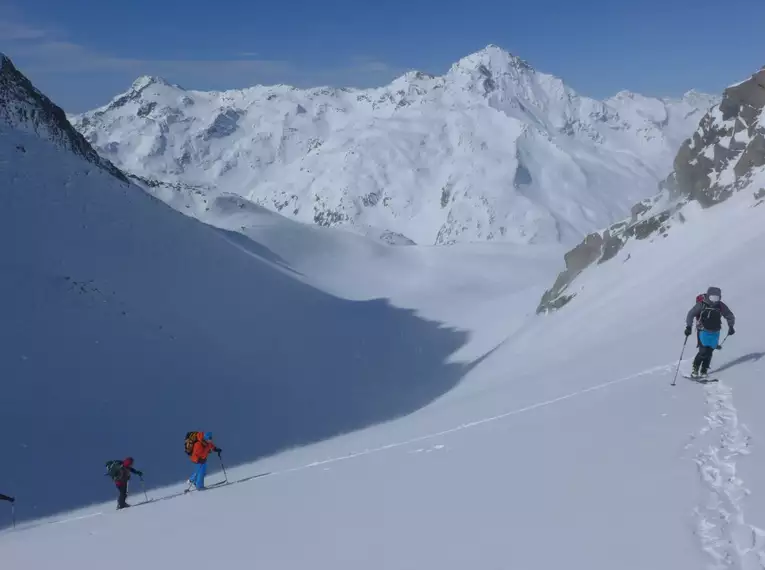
[686,297,735,332]
[106,461,142,485]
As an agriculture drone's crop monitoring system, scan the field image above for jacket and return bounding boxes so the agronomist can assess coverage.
[107,461,142,487]
[686,297,735,332]
[190,434,219,464]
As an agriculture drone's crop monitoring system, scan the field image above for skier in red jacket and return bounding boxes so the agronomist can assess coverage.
[105,457,143,509]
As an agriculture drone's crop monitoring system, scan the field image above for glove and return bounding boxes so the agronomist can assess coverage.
[135,470,144,477]
[216,448,223,455]
[684,326,692,337]
[729,326,735,336]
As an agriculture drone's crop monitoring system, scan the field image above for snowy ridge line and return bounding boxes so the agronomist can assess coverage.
[691,381,765,569]
[2,362,673,533]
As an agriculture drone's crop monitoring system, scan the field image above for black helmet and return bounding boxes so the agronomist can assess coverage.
[707,286,722,303]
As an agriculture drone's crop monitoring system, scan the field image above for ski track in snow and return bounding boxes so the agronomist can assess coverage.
[690,380,765,569]
[291,362,674,471]
[6,361,674,534]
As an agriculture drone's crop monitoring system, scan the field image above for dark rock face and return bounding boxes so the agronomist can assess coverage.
[669,68,765,206]
[537,232,604,312]
[0,54,128,183]
[536,195,671,313]
[537,67,765,314]
[537,68,765,313]
[203,109,243,140]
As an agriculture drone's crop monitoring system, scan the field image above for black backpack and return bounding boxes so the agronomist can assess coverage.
[105,460,124,480]
[700,303,723,331]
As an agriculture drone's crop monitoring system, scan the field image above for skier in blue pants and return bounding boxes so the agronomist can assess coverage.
[188,432,222,490]
[685,286,735,377]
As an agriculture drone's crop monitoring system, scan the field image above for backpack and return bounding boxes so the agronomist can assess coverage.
[699,303,723,331]
[184,432,199,456]
[105,460,123,480]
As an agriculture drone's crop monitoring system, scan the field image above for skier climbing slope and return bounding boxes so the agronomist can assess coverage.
[186,432,222,490]
[684,286,735,378]
[105,458,144,510]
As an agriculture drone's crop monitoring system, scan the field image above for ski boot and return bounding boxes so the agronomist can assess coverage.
[691,365,700,378]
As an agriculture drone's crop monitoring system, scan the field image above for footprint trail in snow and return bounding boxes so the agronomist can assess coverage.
[691,380,765,569]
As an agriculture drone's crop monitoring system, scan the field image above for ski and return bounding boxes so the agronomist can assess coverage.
[132,497,164,508]
[682,373,718,383]
[184,480,228,494]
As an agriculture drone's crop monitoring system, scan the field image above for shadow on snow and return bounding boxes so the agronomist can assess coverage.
[714,352,765,374]
[0,175,477,526]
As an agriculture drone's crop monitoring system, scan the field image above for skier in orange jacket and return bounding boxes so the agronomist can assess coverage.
[189,432,222,490]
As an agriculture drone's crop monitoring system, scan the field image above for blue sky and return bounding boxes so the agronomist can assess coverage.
[1,0,763,112]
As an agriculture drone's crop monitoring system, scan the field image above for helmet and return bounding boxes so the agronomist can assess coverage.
[123,457,134,467]
[204,432,213,441]
[707,286,722,304]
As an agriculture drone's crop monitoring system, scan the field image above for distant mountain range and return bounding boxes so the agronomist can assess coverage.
[71,45,717,245]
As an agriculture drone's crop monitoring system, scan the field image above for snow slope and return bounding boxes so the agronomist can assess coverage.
[71,45,716,245]
[4,59,765,570]
[4,164,765,570]
[0,53,561,526]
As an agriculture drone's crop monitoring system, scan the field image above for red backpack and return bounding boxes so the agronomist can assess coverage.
[693,294,704,323]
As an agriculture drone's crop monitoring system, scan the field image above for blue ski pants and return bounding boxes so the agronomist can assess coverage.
[190,461,208,490]
[699,330,720,348]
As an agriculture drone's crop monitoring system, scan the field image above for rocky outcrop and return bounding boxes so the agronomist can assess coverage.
[666,67,765,206]
[0,54,127,183]
[538,67,765,313]
[536,194,674,313]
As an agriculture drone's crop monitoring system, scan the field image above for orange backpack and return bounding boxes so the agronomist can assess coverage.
[184,432,200,456]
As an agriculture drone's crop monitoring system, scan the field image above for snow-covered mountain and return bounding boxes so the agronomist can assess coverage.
[538,66,765,312]
[5,53,765,570]
[71,45,716,245]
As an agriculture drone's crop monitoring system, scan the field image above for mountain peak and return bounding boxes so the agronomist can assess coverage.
[611,90,638,99]
[679,89,718,108]
[72,46,712,247]
[453,44,533,74]
[130,75,177,93]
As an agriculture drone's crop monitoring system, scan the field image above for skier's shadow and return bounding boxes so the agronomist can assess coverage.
[714,352,765,374]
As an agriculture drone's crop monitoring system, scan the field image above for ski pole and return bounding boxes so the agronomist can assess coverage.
[671,335,689,386]
[140,478,149,503]
[11,503,15,530]
[218,453,228,483]
[716,333,729,350]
